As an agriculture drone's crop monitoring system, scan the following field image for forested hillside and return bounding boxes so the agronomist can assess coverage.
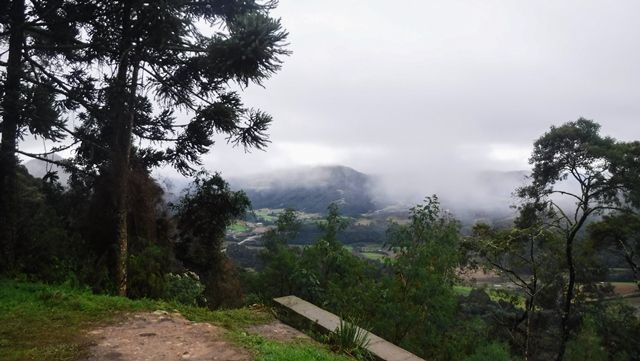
[233,166,379,215]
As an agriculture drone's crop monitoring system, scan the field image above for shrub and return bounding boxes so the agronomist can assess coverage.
[164,271,205,306]
[461,342,515,361]
[565,317,608,361]
[325,317,372,360]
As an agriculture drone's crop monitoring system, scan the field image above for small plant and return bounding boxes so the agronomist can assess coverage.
[164,271,206,306]
[325,317,372,360]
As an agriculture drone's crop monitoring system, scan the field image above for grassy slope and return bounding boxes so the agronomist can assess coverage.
[0,280,349,361]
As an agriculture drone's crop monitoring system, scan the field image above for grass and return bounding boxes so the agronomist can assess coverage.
[175,304,351,360]
[234,333,351,361]
[453,285,526,308]
[253,208,325,224]
[454,285,473,296]
[360,252,385,261]
[0,280,157,361]
[175,304,273,330]
[229,222,251,233]
[254,209,282,223]
[0,280,352,361]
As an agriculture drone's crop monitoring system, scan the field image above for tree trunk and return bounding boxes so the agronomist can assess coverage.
[113,133,131,297]
[556,212,588,361]
[524,284,537,361]
[524,235,539,361]
[556,238,575,361]
[0,0,25,273]
[110,1,135,296]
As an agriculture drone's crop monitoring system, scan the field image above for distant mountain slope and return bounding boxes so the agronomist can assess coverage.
[232,166,379,215]
[24,154,70,185]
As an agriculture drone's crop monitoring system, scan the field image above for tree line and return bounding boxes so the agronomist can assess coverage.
[248,119,640,361]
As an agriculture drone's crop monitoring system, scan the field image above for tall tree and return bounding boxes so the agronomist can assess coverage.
[67,0,288,295]
[173,173,250,308]
[258,208,303,297]
[380,196,460,356]
[0,0,87,272]
[467,223,563,361]
[517,118,633,361]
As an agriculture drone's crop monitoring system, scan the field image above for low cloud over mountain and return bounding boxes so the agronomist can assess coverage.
[231,165,380,216]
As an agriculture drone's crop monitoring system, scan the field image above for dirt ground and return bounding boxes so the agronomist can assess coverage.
[81,311,311,361]
[612,282,640,296]
[82,311,250,361]
[246,321,310,343]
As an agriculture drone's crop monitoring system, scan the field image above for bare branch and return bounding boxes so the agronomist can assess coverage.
[549,201,573,228]
[550,189,582,203]
[27,139,80,156]
[16,149,81,173]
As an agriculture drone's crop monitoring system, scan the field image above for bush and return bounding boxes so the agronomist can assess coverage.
[565,317,608,361]
[462,343,515,361]
[164,272,205,306]
[128,244,170,299]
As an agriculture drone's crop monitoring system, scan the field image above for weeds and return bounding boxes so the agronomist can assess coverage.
[325,317,372,360]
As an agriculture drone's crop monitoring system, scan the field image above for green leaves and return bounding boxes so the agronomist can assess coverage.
[173,173,250,307]
[518,118,637,228]
[67,0,289,174]
[377,196,460,354]
[528,118,612,190]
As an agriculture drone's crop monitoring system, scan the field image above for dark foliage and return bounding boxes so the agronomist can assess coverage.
[174,173,250,308]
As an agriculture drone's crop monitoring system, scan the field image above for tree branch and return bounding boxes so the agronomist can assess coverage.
[550,189,582,203]
[16,149,81,173]
[549,201,573,229]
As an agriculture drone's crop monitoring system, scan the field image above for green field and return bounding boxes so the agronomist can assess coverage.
[253,209,325,225]
[254,209,284,223]
[360,252,386,261]
[454,285,526,308]
[229,222,251,233]
[454,285,473,296]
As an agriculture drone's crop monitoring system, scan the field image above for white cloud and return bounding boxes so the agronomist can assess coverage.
[487,144,532,168]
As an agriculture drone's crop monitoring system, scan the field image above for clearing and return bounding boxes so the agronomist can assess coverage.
[0,280,349,361]
[82,311,249,361]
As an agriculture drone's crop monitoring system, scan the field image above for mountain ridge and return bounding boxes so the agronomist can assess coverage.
[231,165,380,215]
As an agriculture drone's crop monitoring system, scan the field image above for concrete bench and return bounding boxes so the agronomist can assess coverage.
[273,295,425,361]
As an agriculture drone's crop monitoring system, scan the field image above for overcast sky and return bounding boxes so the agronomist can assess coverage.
[192,0,640,191]
[21,1,640,200]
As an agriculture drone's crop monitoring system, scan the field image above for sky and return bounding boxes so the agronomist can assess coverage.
[20,0,640,202]
[197,1,640,183]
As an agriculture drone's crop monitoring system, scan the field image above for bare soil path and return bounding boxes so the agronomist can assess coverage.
[82,311,250,361]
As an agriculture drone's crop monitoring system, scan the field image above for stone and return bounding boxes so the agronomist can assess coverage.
[273,296,425,361]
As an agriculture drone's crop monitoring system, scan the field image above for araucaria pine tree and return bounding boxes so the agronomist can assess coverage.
[76,0,288,295]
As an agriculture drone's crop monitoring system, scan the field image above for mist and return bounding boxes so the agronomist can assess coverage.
[17,0,640,215]
[191,0,639,210]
